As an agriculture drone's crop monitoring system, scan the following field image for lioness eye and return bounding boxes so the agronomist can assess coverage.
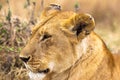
[41,34,52,41]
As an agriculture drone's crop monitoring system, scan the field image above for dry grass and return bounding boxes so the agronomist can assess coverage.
[95,20,120,53]
[0,51,29,80]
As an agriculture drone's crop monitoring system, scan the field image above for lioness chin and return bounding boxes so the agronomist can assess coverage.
[19,4,120,80]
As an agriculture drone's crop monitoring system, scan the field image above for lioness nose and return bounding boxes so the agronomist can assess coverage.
[20,56,30,63]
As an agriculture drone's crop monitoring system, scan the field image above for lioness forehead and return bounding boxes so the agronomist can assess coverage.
[32,11,75,35]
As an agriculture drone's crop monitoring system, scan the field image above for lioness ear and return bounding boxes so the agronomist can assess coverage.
[32,4,61,35]
[40,4,61,19]
[62,13,95,40]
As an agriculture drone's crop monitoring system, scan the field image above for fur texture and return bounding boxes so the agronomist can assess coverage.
[20,5,120,80]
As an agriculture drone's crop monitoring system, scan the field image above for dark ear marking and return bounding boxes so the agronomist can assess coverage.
[72,22,89,36]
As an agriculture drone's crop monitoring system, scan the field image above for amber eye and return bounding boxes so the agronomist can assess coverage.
[41,34,52,41]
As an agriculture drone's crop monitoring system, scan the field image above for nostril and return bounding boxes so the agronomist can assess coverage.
[20,56,30,63]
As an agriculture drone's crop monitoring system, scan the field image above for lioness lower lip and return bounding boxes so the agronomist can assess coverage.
[38,68,50,73]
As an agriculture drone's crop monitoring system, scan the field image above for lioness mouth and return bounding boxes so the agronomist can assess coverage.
[38,68,50,74]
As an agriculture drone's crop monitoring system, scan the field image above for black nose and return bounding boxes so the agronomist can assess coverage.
[20,56,30,63]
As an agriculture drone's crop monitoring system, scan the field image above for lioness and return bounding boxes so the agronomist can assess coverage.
[19,5,120,80]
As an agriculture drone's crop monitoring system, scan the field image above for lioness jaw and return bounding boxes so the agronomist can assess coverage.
[19,4,120,80]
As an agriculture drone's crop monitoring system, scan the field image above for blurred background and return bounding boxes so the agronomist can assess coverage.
[0,0,120,80]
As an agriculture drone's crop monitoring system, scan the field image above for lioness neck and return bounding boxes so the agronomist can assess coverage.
[67,32,114,80]
[44,32,116,80]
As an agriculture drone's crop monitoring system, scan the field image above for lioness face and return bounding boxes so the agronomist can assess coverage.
[20,24,76,72]
[19,7,95,79]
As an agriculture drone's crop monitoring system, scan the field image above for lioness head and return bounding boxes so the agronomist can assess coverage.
[19,5,95,80]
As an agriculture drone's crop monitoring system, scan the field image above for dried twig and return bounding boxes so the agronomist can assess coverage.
[29,1,36,25]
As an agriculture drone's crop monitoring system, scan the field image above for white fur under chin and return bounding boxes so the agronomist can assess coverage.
[27,62,54,80]
[29,71,46,80]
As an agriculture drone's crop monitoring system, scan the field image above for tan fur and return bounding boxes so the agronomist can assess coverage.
[20,5,120,80]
